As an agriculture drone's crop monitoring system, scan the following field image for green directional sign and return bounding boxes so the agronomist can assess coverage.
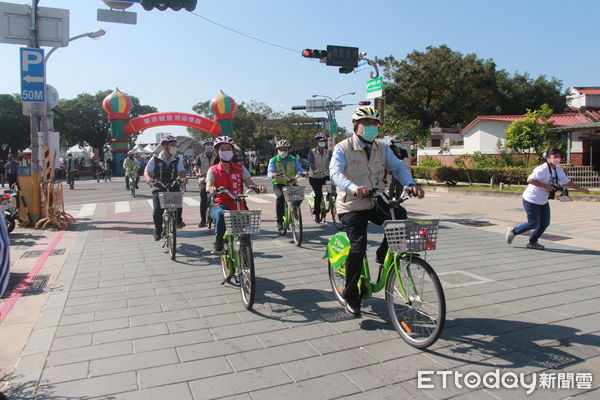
[366,77,383,99]
[331,119,338,135]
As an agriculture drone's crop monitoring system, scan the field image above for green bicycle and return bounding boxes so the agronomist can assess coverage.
[308,181,342,230]
[218,186,262,309]
[280,183,305,246]
[128,172,138,198]
[153,180,183,260]
[326,188,445,348]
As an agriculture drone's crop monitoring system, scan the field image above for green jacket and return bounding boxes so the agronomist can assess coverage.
[271,154,298,185]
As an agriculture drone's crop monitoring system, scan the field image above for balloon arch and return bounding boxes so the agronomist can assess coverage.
[103,88,236,175]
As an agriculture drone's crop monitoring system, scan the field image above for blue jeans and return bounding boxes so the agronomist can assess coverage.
[210,205,230,245]
[513,199,551,244]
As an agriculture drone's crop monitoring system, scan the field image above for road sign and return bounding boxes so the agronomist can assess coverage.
[20,48,45,103]
[331,119,338,135]
[306,99,327,112]
[97,8,137,24]
[374,97,385,121]
[353,61,368,74]
[0,3,69,47]
[327,137,335,151]
[326,45,359,67]
[366,77,383,99]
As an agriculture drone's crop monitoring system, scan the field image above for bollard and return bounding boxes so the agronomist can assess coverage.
[490,177,494,189]
[500,182,504,190]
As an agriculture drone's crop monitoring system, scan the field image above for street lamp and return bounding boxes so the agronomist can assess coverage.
[311,92,356,141]
[45,29,106,62]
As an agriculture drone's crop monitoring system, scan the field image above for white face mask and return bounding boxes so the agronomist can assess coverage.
[205,146,214,153]
[278,151,288,158]
[168,146,177,155]
[550,158,561,166]
[219,150,234,162]
[318,142,326,148]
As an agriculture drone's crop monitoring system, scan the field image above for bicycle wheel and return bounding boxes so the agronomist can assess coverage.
[291,204,303,246]
[131,184,136,198]
[221,240,231,279]
[327,260,346,306]
[168,213,177,260]
[308,197,317,222]
[385,255,445,349]
[238,237,256,309]
[279,202,288,236]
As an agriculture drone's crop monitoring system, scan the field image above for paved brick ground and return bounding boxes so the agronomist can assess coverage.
[1,186,599,399]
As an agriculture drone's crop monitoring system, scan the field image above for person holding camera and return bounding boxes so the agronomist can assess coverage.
[506,148,590,250]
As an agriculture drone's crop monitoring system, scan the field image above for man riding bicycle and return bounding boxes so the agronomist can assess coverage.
[267,139,307,231]
[206,136,265,254]
[144,134,188,241]
[65,153,77,189]
[308,132,333,223]
[194,138,216,228]
[330,106,424,318]
[123,151,140,191]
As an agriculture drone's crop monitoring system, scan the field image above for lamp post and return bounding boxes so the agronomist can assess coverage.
[311,92,355,143]
[45,29,106,62]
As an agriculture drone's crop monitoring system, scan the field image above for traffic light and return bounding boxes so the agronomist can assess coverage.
[291,105,307,110]
[326,45,359,67]
[358,101,371,106]
[141,0,196,11]
[302,49,327,59]
[339,66,354,74]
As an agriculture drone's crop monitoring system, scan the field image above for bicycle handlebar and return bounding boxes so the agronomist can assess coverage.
[214,185,261,200]
[150,178,183,190]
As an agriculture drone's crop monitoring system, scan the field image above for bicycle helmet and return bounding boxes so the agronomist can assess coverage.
[159,134,177,145]
[314,132,327,142]
[351,106,381,123]
[127,150,135,155]
[276,139,291,148]
[213,135,236,150]
[202,138,214,145]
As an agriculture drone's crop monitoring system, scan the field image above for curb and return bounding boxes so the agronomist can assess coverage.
[423,185,600,202]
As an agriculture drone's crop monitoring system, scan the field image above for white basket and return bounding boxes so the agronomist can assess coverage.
[224,210,261,235]
[158,192,183,209]
[282,186,305,202]
[383,219,439,253]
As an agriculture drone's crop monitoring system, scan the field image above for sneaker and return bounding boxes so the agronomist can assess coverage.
[344,302,361,318]
[153,231,161,241]
[526,242,545,250]
[505,226,515,244]
[177,221,186,229]
[198,220,206,228]
[276,223,284,231]
[212,242,224,255]
[315,214,322,223]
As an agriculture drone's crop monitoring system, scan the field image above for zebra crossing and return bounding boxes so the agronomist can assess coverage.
[71,193,278,218]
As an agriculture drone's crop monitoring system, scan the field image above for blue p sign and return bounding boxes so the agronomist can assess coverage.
[20,48,46,103]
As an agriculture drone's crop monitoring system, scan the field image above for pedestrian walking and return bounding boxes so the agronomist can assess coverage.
[506,148,590,250]
[4,155,19,188]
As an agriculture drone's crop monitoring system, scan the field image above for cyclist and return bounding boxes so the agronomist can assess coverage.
[206,136,266,254]
[330,106,424,318]
[308,132,333,223]
[267,139,307,231]
[388,136,411,199]
[65,153,77,189]
[194,138,217,227]
[123,151,140,191]
[144,134,187,241]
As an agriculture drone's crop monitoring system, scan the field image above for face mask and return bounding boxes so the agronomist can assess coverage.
[550,158,561,166]
[361,125,379,142]
[205,146,214,152]
[169,146,177,155]
[219,150,234,162]
[278,151,288,158]
[318,142,326,148]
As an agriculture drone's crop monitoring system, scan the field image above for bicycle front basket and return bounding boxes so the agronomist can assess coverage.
[282,186,305,202]
[383,219,439,253]
[223,210,261,235]
[158,192,183,209]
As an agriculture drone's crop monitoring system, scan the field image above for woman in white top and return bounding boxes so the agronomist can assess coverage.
[506,148,590,250]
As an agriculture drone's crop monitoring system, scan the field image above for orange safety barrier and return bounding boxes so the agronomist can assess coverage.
[35,182,75,230]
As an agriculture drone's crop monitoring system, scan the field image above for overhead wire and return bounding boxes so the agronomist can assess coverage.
[189,12,300,54]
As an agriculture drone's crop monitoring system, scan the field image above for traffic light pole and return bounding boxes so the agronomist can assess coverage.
[29,0,42,223]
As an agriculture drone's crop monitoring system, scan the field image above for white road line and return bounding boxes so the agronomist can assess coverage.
[147,199,154,209]
[246,195,270,204]
[183,197,200,206]
[115,201,131,213]
[264,193,277,198]
[77,203,97,218]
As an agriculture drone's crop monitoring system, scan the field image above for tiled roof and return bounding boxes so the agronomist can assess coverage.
[581,107,600,122]
[461,113,593,135]
[573,87,600,95]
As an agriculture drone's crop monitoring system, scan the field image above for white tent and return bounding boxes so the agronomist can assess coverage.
[131,144,151,154]
[143,144,157,153]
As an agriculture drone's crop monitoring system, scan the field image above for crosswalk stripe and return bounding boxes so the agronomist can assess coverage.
[147,199,154,209]
[264,193,276,198]
[246,195,270,204]
[78,203,96,218]
[183,197,200,206]
[115,201,130,213]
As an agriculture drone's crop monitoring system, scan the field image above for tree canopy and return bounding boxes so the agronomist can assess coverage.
[0,94,30,160]
[505,104,558,166]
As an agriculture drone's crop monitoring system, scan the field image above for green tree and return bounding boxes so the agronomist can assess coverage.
[505,104,555,166]
[54,90,156,159]
[0,94,30,160]
[496,71,567,114]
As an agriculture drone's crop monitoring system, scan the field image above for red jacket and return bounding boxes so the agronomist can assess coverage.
[210,162,245,210]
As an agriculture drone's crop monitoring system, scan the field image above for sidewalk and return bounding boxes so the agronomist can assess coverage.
[1,192,599,399]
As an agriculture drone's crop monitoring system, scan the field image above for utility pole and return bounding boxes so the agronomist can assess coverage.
[29,0,42,222]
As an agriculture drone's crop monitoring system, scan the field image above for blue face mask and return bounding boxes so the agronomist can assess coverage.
[361,126,379,142]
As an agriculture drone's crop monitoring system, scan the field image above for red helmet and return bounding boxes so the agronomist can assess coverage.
[213,135,236,150]
[314,132,327,142]
[159,134,177,145]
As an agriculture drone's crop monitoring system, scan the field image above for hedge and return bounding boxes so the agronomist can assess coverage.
[413,166,533,186]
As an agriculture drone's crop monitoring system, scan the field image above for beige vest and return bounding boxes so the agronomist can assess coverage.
[309,148,330,178]
[196,152,215,182]
[335,135,386,214]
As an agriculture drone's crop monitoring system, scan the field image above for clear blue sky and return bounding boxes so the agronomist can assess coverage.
[1,0,599,143]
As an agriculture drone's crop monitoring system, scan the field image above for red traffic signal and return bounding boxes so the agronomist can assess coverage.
[302,49,327,59]
[358,101,371,106]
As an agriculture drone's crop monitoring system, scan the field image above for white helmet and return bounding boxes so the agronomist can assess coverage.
[352,106,381,123]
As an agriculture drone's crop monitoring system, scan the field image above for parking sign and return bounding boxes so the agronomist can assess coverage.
[20,48,45,103]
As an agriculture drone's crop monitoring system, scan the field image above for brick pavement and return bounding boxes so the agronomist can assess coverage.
[1,188,599,399]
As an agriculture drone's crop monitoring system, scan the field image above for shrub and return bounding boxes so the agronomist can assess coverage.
[431,167,465,186]
[419,156,442,168]
[411,166,432,180]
